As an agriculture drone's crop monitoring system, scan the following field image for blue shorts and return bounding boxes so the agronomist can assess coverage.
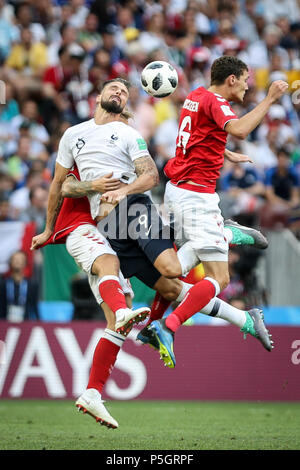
[97,194,174,288]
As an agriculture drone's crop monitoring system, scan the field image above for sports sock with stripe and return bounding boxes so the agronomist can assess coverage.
[87,329,125,394]
[165,277,220,332]
[200,297,247,327]
[98,275,127,313]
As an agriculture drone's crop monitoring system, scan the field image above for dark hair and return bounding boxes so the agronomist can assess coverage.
[58,45,68,57]
[210,56,248,85]
[99,78,131,93]
[277,147,290,158]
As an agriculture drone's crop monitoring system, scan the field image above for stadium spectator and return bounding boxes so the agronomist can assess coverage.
[78,13,102,53]
[0,250,39,321]
[219,161,266,220]
[0,171,14,199]
[4,27,48,91]
[256,104,297,150]
[139,11,169,56]
[19,185,48,233]
[9,169,46,218]
[128,85,156,142]
[262,147,300,231]
[0,0,19,63]
[247,23,290,69]
[6,135,32,187]
[47,23,78,66]
[234,0,260,44]
[261,0,300,24]
[6,100,49,158]
[0,81,19,123]
[14,1,46,43]
[68,0,89,30]
[0,195,14,222]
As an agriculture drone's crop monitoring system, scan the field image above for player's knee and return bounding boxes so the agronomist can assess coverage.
[154,277,182,302]
[157,263,181,279]
[159,289,178,302]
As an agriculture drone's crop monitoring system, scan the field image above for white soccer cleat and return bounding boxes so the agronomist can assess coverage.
[75,388,118,429]
[115,307,150,334]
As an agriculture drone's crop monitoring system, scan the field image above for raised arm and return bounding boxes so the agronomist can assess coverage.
[31,162,70,249]
[225,80,289,139]
[101,155,159,204]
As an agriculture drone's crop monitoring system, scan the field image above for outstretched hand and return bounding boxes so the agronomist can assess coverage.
[225,150,254,164]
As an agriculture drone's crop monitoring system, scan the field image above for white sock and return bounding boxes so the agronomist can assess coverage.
[103,328,126,347]
[175,282,194,304]
[176,242,200,276]
[223,227,233,243]
[200,297,247,328]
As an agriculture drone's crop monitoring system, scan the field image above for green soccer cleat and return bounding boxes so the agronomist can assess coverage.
[241,308,274,351]
[149,319,176,368]
[224,219,268,249]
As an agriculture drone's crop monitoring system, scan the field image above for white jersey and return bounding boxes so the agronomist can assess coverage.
[56,119,149,219]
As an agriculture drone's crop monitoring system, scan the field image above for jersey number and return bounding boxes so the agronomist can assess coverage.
[177,116,192,155]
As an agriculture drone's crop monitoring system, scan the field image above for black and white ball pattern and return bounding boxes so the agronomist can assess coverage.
[141,61,178,98]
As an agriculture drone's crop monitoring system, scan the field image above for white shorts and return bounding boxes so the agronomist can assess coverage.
[66,224,116,274]
[66,224,134,304]
[164,181,228,262]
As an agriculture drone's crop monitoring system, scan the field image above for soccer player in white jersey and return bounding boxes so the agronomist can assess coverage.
[32,79,163,335]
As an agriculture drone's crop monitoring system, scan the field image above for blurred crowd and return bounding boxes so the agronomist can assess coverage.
[1,0,300,319]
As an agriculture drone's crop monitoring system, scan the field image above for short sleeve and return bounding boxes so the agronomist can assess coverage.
[206,93,238,130]
[126,127,150,162]
[56,129,74,169]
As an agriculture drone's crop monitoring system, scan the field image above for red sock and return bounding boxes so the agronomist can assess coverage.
[99,276,127,313]
[165,279,217,332]
[87,338,120,393]
[146,292,171,326]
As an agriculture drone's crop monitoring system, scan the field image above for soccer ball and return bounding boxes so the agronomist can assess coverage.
[140,61,178,98]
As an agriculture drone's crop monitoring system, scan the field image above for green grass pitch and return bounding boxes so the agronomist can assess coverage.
[1,400,300,450]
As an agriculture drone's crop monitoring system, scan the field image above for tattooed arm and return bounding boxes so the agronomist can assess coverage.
[101,155,159,204]
[31,162,70,249]
[61,172,121,198]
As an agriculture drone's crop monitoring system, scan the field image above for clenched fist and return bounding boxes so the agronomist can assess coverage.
[267,80,289,104]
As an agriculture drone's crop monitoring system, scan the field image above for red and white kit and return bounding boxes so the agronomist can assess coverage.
[41,165,133,304]
[164,87,238,261]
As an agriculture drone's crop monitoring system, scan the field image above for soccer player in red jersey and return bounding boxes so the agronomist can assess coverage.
[32,164,144,429]
[146,56,288,367]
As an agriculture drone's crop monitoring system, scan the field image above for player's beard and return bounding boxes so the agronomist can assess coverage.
[101,97,124,114]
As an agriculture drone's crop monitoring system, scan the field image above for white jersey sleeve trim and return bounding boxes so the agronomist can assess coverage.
[223,117,239,130]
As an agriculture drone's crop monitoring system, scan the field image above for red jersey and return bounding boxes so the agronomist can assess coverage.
[42,165,96,247]
[164,87,238,192]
